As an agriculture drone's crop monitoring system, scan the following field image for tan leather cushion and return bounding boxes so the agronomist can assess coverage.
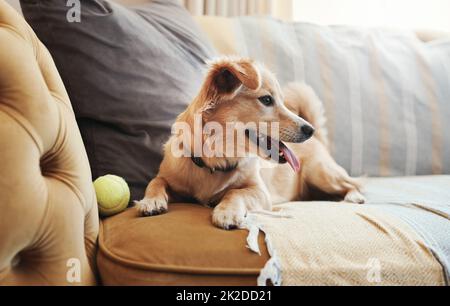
[98,204,269,285]
[0,2,98,285]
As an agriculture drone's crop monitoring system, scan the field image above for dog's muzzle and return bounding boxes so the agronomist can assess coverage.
[280,124,315,143]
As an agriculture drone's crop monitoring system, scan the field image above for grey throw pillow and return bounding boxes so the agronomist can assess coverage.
[20,0,215,201]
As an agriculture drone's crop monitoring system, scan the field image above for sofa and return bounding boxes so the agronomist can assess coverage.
[0,0,449,286]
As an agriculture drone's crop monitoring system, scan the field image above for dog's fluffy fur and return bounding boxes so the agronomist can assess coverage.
[136,57,365,229]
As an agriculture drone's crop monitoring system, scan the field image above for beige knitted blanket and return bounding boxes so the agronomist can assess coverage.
[245,201,445,286]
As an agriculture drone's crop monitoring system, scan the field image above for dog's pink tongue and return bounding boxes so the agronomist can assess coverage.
[281,145,301,173]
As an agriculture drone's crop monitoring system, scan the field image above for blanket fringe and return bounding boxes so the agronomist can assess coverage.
[243,214,283,286]
[257,254,282,286]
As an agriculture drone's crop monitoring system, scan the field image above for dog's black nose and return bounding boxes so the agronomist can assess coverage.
[301,125,315,138]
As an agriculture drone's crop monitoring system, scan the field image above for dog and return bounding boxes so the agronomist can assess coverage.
[135,57,365,229]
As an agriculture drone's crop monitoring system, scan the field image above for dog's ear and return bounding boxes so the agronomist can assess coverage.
[204,58,261,100]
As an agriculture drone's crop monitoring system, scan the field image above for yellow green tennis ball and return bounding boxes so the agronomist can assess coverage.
[94,175,130,217]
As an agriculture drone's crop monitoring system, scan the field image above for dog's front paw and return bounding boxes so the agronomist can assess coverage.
[344,190,366,204]
[135,197,168,217]
[212,202,246,230]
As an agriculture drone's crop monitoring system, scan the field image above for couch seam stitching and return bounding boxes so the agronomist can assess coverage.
[0,104,44,155]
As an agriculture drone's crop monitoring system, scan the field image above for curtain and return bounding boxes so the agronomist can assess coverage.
[182,0,293,20]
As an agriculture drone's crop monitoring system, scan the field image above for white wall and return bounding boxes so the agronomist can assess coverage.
[293,0,450,31]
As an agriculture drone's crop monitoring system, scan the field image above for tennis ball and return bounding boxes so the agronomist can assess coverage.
[94,175,130,217]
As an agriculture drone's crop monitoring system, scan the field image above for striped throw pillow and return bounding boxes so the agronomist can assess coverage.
[196,16,450,177]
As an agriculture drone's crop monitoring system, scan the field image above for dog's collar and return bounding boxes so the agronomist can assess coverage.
[191,156,238,174]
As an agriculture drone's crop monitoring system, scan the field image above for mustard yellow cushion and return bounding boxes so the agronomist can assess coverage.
[0,1,98,285]
[98,204,269,285]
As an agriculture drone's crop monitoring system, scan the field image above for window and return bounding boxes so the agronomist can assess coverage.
[293,0,450,31]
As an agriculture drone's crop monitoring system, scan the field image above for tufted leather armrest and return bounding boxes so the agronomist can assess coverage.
[0,1,99,285]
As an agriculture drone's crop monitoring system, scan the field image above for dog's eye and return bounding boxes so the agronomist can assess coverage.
[258,95,274,106]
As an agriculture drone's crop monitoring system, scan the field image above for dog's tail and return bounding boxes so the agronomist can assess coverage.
[283,82,329,148]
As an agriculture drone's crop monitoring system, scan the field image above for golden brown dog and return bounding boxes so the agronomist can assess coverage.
[136,57,365,229]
